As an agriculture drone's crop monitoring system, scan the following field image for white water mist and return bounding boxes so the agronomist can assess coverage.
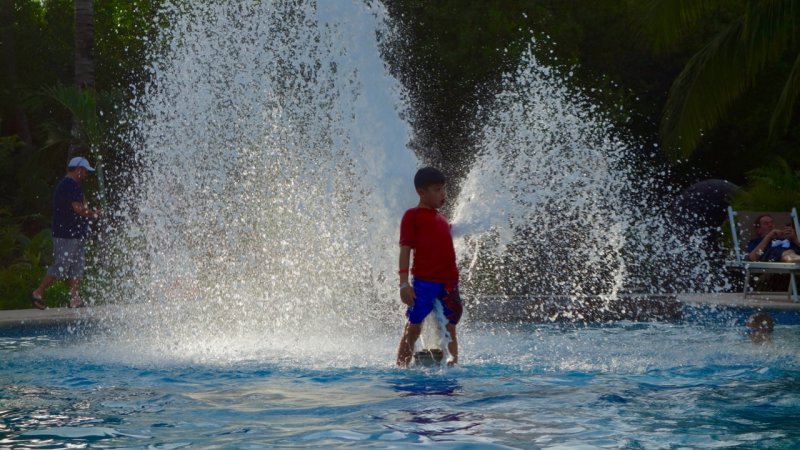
[452,43,729,301]
[101,0,418,359]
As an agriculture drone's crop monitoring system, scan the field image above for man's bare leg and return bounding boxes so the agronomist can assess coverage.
[396,323,421,367]
[31,275,58,309]
[68,278,84,307]
[32,275,57,299]
[446,323,458,366]
[782,250,800,263]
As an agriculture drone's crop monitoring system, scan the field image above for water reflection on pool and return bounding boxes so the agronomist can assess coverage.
[2,321,800,448]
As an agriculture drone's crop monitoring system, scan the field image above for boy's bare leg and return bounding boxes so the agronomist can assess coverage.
[396,323,421,367]
[446,324,458,365]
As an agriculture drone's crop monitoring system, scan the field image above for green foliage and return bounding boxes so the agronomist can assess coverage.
[0,0,163,309]
[25,83,104,151]
[642,0,739,51]
[384,0,543,167]
[731,158,800,211]
[385,0,800,187]
[0,263,42,309]
[384,0,675,173]
[771,50,800,136]
[1,0,800,308]
[644,0,800,158]
[94,0,162,94]
[25,229,53,267]
[0,207,62,309]
[0,260,71,310]
[0,136,20,203]
[29,83,109,207]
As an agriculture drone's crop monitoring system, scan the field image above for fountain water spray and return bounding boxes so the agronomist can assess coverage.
[452,43,729,307]
[97,0,418,362]
[88,3,729,364]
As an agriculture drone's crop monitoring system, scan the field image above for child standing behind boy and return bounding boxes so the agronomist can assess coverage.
[396,167,462,367]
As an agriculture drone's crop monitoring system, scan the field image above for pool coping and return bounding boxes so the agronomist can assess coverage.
[468,292,800,323]
[1,293,798,328]
[676,292,800,310]
[0,306,98,328]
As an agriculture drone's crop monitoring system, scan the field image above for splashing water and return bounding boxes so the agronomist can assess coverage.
[452,43,729,301]
[99,0,418,361]
[91,3,730,364]
[8,6,793,447]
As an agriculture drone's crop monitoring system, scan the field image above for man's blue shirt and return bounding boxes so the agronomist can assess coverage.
[746,236,800,262]
[52,177,88,239]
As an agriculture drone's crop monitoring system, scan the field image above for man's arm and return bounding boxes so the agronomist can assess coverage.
[71,201,102,220]
[747,231,778,261]
[784,226,800,246]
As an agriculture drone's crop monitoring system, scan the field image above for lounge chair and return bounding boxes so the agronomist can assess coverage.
[726,207,800,302]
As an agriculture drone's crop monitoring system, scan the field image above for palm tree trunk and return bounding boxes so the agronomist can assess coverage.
[72,0,94,154]
[73,0,105,207]
[74,0,94,89]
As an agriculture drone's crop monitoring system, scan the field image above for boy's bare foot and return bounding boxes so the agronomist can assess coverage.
[447,358,458,367]
[69,298,86,308]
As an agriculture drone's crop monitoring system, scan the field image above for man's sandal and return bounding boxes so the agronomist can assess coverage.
[31,295,46,310]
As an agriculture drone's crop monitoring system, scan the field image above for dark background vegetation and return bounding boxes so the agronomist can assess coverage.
[1,0,157,308]
[1,0,798,308]
[383,0,800,185]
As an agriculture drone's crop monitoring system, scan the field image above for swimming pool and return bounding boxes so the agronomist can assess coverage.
[2,320,799,448]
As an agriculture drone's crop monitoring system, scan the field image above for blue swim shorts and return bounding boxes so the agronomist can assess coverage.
[406,279,463,325]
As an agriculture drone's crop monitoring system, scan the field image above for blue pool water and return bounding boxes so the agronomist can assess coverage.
[2,321,800,448]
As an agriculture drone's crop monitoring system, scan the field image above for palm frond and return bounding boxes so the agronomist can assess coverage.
[747,157,796,186]
[38,121,77,150]
[643,0,732,51]
[661,0,800,158]
[769,48,800,137]
[40,83,104,149]
[661,19,751,158]
[731,157,800,210]
[740,0,800,73]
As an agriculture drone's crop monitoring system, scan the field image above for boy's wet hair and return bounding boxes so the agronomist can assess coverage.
[414,167,446,189]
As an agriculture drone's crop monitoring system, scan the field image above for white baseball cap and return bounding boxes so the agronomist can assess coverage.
[67,156,95,172]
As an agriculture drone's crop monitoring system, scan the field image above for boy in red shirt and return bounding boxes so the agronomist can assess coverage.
[396,167,462,367]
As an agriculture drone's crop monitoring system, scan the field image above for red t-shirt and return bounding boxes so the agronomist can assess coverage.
[399,207,459,284]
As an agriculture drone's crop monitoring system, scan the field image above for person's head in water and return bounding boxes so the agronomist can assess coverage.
[746,312,775,344]
[414,167,447,209]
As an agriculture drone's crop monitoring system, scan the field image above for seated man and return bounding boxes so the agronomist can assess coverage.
[747,214,800,262]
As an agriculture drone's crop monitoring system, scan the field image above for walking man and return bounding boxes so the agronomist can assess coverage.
[31,156,102,309]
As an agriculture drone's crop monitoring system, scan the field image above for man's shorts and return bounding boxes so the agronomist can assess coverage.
[406,279,462,325]
[47,238,85,279]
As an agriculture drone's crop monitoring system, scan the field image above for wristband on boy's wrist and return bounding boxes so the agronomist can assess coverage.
[398,268,409,274]
[399,282,410,289]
